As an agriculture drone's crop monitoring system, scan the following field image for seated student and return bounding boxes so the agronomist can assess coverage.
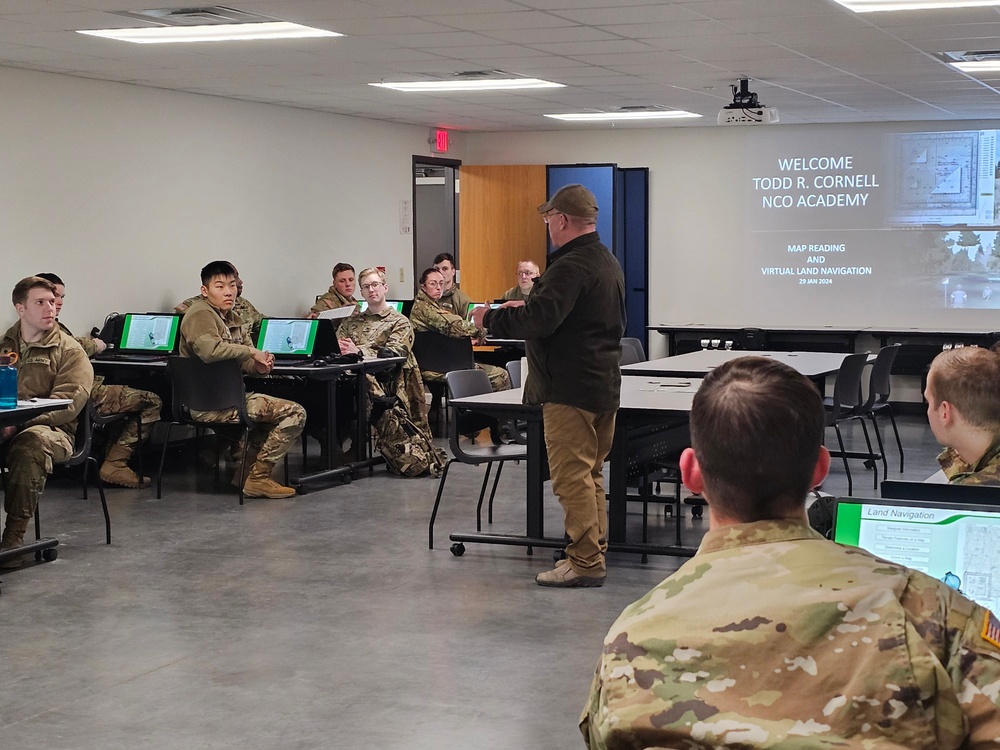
[307,262,361,318]
[0,276,94,567]
[36,273,162,488]
[337,267,430,432]
[409,268,511,393]
[179,260,305,499]
[582,356,1000,749]
[432,252,473,318]
[176,265,263,331]
[926,346,1000,485]
[501,260,540,302]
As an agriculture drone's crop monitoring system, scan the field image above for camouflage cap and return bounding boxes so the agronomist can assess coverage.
[538,184,598,219]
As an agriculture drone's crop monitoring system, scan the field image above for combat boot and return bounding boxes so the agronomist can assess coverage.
[0,516,31,569]
[241,461,296,499]
[100,444,150,488]
[231,447,259,489]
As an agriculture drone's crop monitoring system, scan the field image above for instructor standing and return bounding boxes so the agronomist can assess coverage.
[472,184,625,588]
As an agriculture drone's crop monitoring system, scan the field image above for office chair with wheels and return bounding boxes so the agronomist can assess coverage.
[825,352,879,496]
[427,370,526,550]
[158,357,254,504]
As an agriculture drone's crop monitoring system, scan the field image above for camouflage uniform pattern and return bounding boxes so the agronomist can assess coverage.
[337,307,430,433]
[0,323,93,520]
[179,297,305,465]
[938,437,1000,485]
[438,284,473,319]
[60,322,162,451]
[582,519,1000,750]
[501,285,530,302]
[409,291,511,393]
[309,286,360,317]
[176,294,263,331]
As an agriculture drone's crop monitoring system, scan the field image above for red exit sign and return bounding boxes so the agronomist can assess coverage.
[431,128,449,153]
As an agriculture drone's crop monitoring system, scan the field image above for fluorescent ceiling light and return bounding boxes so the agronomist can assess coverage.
[544,111,701,121]
[832,0,1000,11]
[77,21,341,44]
[369,78,564,92]
[951,60,1000,73]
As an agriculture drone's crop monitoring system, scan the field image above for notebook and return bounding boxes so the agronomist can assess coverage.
[833,496,1000,611]
[106,313,181,359]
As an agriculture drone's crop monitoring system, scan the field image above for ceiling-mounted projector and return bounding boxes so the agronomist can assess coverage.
[717,78,779,125]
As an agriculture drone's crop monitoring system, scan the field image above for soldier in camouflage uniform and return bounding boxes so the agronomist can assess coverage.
[307,262,361,318]
[176,265,263,332]
[37,273,162,488]
[583,356,1000,749]
[432,252,473,318]
[501,260,540,302]
[179,261,305,499]
[409,269,510,393]
[337,268,431,434]
[926,347,1000,486]
[0,277,94,567]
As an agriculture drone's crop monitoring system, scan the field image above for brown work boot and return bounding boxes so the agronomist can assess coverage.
[230,447,259,489]
[0,516,31,569]
[242,461,296,499]
[535,562,605,588]
[100,444,150,488]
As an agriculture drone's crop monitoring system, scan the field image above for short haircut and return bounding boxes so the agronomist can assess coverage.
[929,348,1000,431]
[690,356,825,521]
[419,267,444,285]
[200,260,237,286]
[357,267,385,285]
[332,262,355,278]
[433,252,456,268]
[36,272,64,286]
[12,276,56,306]
[517,260,539,273]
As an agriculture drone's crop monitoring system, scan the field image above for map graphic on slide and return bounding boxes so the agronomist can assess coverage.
[888,131,996,226]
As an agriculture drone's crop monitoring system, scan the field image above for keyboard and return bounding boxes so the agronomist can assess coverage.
[95,353,168,363]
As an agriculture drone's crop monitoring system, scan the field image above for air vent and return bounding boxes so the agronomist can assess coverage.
[408,70,516,81]
[112,6,275,26]
[616,105,675,112]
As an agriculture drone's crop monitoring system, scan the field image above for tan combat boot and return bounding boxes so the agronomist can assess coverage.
[241,460,296,499]
[231,447,259,489]
[0,516,31,569]
[100,443,150,488]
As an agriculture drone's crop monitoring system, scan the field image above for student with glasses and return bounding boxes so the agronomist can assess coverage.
[501,260,541,302]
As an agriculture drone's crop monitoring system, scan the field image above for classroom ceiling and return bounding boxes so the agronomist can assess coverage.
[4,0,1000,131]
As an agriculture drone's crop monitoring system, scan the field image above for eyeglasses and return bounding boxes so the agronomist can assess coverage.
[542,211,563,225]
[423,281,445,288]
[516,271,535,277]
[360,282,384,291]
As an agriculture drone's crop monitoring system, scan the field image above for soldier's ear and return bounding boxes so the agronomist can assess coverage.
[680,448,704,495]
[812,446,831,490]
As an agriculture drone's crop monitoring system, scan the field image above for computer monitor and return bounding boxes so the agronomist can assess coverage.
[467,302,502,317]
[256,318,319,359]
[118,313,181,354]
[881,480,1000,505]
[359,300,404,314]
[834,496,1000,611]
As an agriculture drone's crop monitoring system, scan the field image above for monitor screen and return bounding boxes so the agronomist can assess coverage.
[834,497,1000,611]
[359,300,404,313]
[119,313,180,353]
[467,302,502,317]
[256,318,318,356]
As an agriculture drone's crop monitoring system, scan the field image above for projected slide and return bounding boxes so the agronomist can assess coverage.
[743,127,1000,316]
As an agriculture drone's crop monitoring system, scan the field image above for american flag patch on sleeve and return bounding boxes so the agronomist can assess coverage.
[982,611,1000,649]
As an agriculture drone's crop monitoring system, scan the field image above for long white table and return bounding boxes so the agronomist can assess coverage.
[622,350,859,380]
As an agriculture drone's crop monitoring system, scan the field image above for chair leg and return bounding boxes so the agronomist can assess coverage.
[834,424,852,496]
[884,406,904,473]
[157,424,173,499]
[81,454,90,500]
[88,456,111,544]
[486,461,505,525]
[475,463,494,532]
[34,506,41,541]
[857,418,879,490]
[238,427,250,506]
[428,459,456,549]
[867,414,888,482]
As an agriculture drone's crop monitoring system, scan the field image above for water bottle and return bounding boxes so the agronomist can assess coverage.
[0,353,16,410]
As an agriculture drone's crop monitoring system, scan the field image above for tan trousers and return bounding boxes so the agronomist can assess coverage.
[543,403,617,576]
[4,425,74,521]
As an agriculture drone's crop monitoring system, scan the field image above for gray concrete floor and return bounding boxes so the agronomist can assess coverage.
[0,413,941,749]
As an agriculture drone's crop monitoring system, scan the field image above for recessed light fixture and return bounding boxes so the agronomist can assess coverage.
[77,21,341,44]
[832,0,1000,11]
[951,60,1000,72]
[544,111,701,122]
[369,78,564,92]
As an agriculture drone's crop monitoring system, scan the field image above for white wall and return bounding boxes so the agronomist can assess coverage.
[0,66,442,334]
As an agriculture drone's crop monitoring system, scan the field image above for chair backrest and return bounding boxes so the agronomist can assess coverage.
[446,369,497,444]
[738,327,767,351]
[869,343,900,404]
[621,337,646,362]
[61,400,96,468]
[619,342,643,366]
[830,352,870,418]
[506,359,522,389]
[166,357,249,424]
[412,330,475,374]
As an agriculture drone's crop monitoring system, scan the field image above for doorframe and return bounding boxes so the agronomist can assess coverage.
[412,155,462,288]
